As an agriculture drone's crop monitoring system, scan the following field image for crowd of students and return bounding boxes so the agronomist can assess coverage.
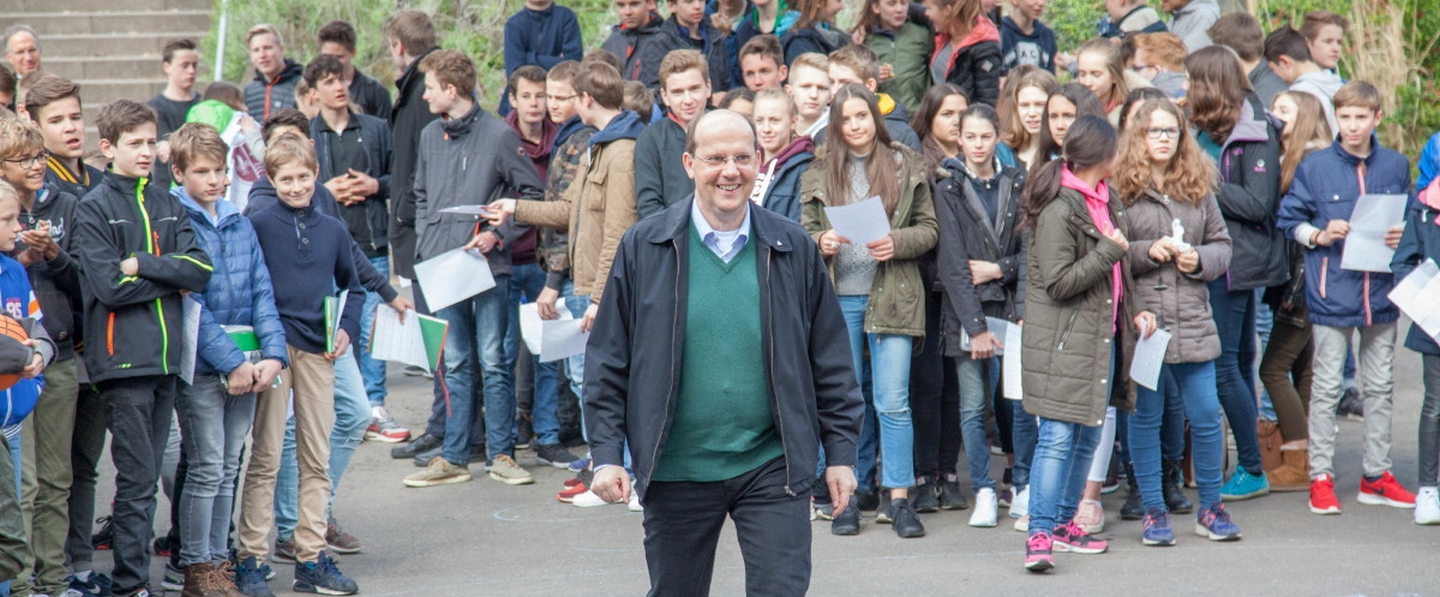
[0,0,1437,592]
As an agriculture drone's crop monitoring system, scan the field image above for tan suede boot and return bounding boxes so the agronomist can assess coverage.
[1267,448,1311,492]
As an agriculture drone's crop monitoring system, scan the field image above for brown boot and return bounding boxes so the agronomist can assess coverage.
[1267,449,1311,492]
[183,561,246,597]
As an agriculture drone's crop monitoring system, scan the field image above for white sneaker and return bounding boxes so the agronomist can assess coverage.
[572,489,617,507]
[1010,485,1029,519]
[628,492,644,512]
[969,487,999,527]
[1415,487,1440,525]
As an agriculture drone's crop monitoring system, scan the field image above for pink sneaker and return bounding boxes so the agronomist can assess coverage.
[1024,532,1054,572]
[1052,520,1109,554]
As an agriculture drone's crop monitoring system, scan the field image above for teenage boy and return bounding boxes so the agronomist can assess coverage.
[502,0,584,115]
[635,49,709,218]
[0,116,81,597]
[243,24,303,122]
[1264,26,1342,132]
[168,122,287,597]
[786,52,832,138]
[660,0,732,102]
[484,62,643,491]
[1207,12,1286,106]
[384,10,440,287]
[303,54,405,443]
[24,75,102,199]
[1099,0,1166,39]
[236,134,363,597]
[149,38,202,191]
[1300,10,1347,74]
[825,44,921,150]
[1001,0,1059,73]
[601,0,686,89]
[1160,0,1217,52]
[1276,81,1416,516]
[401,49,544,488]
[739,35,788,92]
[73,99,214,597]
[317,21,394,119]
[1129,32,1188,100]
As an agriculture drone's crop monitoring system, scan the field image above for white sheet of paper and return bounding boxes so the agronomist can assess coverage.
[1128,328,1173,391]
[519,302,573,358]
[1341,194,1408,272]
[823,195,892,246]
[961,317,1014,355]
[1389,259,1440,341]
[180,297,201,385]
[369,307,429,371]
[439,205,493,216]
[413,247,496,312]
[1002,322,1024,399]
[540,319,589,362]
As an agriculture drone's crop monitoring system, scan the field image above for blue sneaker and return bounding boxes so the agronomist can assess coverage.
[1141,508,1176,546]
[1219,469,1270,501]
[567,456,589,473]
[235,555,276,597]
[1195,503,1243,541]
[293,552,359,595]
[65,571,115,597]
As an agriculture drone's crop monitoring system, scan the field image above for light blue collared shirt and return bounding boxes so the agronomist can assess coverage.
[691,200,750,263]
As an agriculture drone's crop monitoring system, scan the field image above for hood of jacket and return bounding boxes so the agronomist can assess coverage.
[1223,94,1272,148]
[589,110,646,146]
[252,58,302,86]
[174,187,242,230]
[619,12,667,36]
[554,115,589,148]
[772,135,815,166]
[937,15,1001,51]
[505,110,559,162]
[441,103,484,139]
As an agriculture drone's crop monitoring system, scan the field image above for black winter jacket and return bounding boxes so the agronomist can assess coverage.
[1205,93,1286,292]
[584,200,864,501]
[75,174,213,382]
[389,48,442,278]
[601,14,687,89]
[934,159,1025,355]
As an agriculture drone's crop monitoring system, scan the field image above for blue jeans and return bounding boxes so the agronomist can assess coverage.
[436,275,514,465]
[1028,345,1112,536]
[560,281,589,439]
[1130,361,1226,512]
[275,351,367,540]
[838,295,915,490]
[176,374,256,566]
[1207,281,1263,475]
[1009,400,1037,488]
[958,356,999,490]
[506,264,561,444]
[359,255,391,406]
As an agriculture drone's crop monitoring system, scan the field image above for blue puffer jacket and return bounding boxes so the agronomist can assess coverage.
[175,189,289,375]
[1419,130,1440,190]
[1277,136,1412,328]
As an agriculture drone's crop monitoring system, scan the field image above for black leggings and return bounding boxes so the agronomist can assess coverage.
[912,290,960,480]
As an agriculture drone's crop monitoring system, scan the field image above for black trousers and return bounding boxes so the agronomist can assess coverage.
[101,375,178,595]
[912,289,960,479]
[642,457,810,597]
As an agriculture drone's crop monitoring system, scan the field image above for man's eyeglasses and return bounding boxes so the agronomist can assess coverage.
[694,154,756,168]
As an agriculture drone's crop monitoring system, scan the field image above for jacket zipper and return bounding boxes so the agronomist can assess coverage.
[764,244,795,496]
[1319,256,1329,299]
[134,179,170,375]
[1057,310,1079,351]
[648,239,683,486]
[1357,161,1372,325]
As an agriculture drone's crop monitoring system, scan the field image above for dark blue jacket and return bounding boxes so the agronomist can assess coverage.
[11,183,82,361]
[1392,197,1440,354]
[174,189,288,375]
[601,13,687,89]
[759,137,814,221]
[659,16,732,97]
[1277,136,1412,328]
[310,112,393,257]
[248,198,364,354]
[781,24,849,66]
[504,4,585,74]
[584,199,863,501]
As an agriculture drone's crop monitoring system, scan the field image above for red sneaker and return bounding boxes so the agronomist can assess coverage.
[1358,471,1416,508]
[557,482,589,503]
[1309,474,1342,515]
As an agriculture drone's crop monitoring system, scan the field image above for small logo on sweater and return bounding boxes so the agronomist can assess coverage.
[107,218,132,225]
[158,216,179,223]
[979,60,995,73]
[1254,159,1267,172]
